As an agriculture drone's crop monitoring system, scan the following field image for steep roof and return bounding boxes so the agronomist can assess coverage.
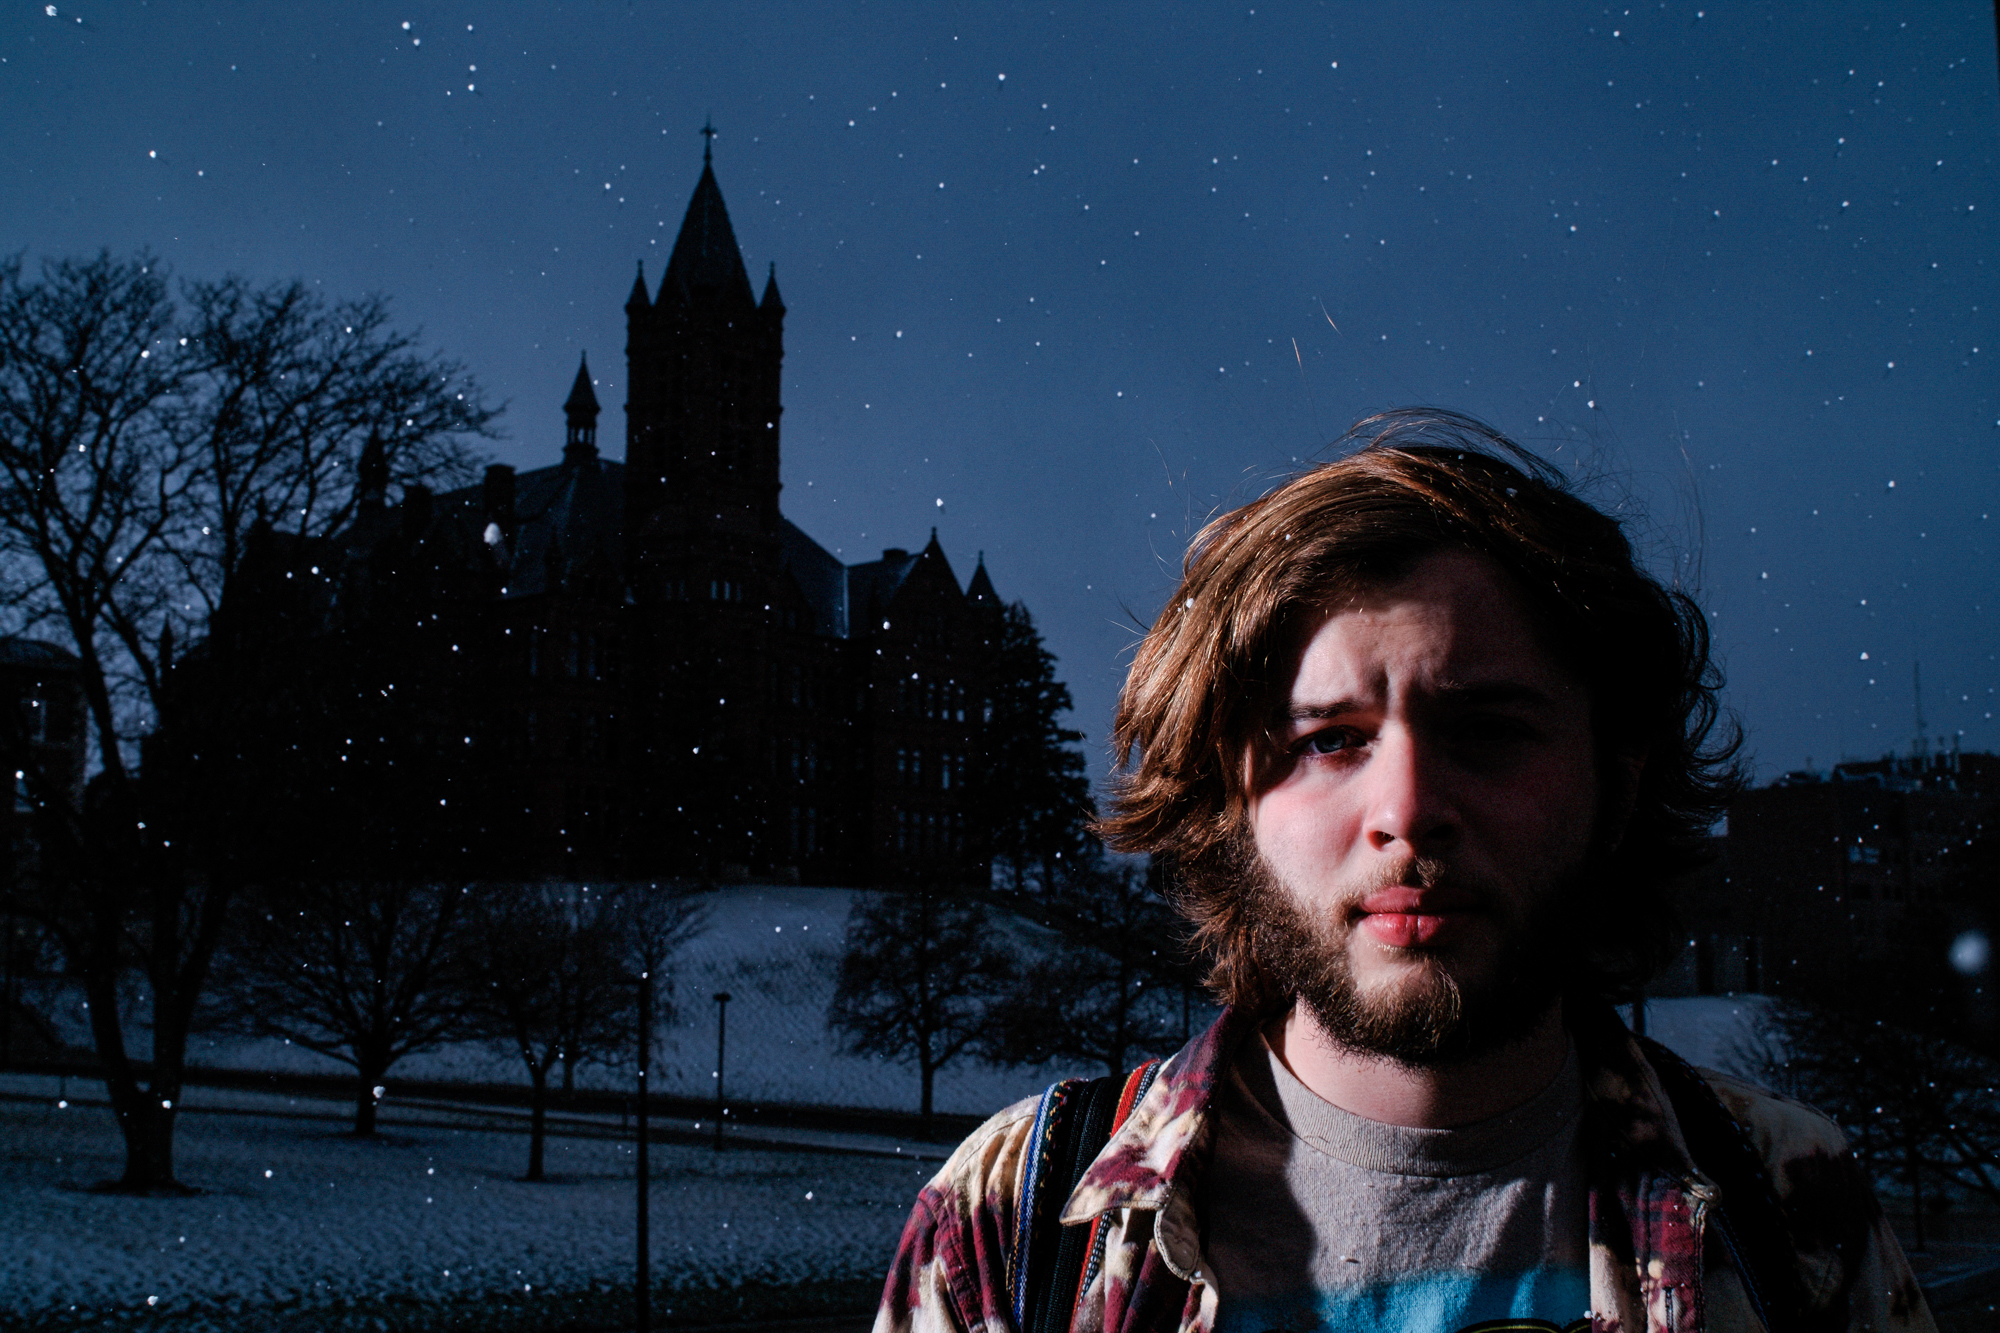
[431,459,626,599]
[563,355,600,418]
[660,161,754,307]
[966,555,999,609]
[780,519,848,638]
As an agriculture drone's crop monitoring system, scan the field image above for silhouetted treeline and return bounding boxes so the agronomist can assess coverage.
[826,846,1206,1137]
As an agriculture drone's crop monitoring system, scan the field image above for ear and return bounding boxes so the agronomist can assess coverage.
[1600,747,1648,851]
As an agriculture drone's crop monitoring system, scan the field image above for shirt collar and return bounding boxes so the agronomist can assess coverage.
[1059,999,1706,1227]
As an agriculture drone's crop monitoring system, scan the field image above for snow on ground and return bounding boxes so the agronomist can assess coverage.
[1621,995,1784,1082]
[173,885,1101,1120]
[0,1083,935,1331]
[6,883,1798,1329]
[46,883,1782,1124]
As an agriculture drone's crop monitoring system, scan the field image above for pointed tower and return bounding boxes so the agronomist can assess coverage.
[624,129,785,541]
[563,354,601,466]
[966,553,999,610]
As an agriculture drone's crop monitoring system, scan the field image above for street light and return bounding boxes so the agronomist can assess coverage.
[712,990,732,1149]
[636,966,654,1333]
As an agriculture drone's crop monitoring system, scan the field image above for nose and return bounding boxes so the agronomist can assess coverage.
[1363,726,1459,855]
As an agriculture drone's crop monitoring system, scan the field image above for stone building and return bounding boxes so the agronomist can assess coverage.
[231,149,1008,887]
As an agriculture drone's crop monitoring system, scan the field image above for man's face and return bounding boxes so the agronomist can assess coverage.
[1243,548,1604,1065]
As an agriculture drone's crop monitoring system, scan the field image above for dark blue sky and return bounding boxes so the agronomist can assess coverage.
[6,1,1996,786]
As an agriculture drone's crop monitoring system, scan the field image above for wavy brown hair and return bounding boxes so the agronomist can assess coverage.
[1096,409,1743,1013]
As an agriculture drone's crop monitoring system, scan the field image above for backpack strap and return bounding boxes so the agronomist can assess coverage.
[1638,1035,1807,1333]
[1013,1059,1163,1333]
[1067,1062,1165,1329]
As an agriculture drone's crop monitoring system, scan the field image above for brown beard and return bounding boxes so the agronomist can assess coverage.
[1238,834,1592,1067]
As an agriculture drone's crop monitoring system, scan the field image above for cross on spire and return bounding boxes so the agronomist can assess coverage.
[701,116,716,162]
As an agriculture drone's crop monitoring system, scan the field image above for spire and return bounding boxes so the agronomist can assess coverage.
[701,115,716,163]
[626,260,651,312]
[760,261,785,314]
[358,430,388,511]
[966,552,998,606]
[564,354,601,466]
[661,130,755,308]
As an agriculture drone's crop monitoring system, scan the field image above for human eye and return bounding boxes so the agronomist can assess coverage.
[1295,727,1364,757]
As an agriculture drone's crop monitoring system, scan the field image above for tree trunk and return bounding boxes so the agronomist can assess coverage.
[112,1097,182,1193]
[526,1064,549,1181]
[353,1053,387,1136]
[82,962,183,1193]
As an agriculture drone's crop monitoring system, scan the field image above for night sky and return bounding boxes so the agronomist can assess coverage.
[5,2,1997,789]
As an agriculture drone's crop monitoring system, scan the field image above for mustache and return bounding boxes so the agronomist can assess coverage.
[1339,857,1492,910]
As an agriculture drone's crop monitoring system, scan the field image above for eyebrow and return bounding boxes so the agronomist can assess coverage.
[1284,681,1560,722]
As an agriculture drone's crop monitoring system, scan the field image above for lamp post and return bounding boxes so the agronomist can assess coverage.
[712,991,731,1149]
[635,966,653,1333]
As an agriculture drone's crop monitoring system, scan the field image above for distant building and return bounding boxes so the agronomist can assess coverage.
[0,638,87,877]
[1656,747,1999,998]
[212,149,1008,887]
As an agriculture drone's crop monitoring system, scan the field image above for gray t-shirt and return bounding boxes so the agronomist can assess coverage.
[1196,1036,1592,1333]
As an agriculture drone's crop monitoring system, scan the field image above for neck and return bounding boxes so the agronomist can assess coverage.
[1267,1000,1570,1129]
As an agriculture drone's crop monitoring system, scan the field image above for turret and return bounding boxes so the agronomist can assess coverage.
[563,354,601,466]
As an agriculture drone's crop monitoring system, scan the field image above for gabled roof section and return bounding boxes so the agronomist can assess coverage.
[847,548,921,629]
[432,459,627,599]
[780,519,847,638]
[661,161,755,307]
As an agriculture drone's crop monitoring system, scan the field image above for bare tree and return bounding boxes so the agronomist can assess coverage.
[462,883,634,1181]
[986,854,1191,1077]
[208,881,469,1135]
[620,881,709,1069]
[0,250,493,1191]
[1766,999,2000,1248]
[828,886,1009,1135]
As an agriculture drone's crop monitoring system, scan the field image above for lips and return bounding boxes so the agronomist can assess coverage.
[1355,885,1482,948]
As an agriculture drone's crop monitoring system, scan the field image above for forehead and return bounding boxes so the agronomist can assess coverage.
[1287,549,1579,701]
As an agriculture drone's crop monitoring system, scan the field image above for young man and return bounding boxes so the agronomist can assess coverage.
[875,411,1933,1333]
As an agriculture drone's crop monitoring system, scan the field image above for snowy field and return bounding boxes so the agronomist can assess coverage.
[174,885,1103,1119]
[1622,995,1783,1080]
[50,884,1771,1120]
[0,1086,934,1332]
[6,876,1793,1333]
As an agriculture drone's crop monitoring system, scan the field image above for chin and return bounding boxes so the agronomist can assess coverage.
[1297,940,1559,1068]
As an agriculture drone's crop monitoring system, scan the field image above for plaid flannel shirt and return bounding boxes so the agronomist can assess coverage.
[873,1004,1934,1333]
